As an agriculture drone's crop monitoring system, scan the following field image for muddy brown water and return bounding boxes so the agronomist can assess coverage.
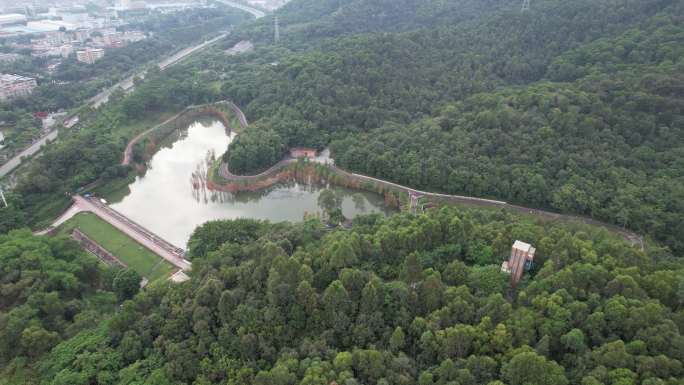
[108,118,396,248]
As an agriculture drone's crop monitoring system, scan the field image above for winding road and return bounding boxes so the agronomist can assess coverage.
[211,103,645,249]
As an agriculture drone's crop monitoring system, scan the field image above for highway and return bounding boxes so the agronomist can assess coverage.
[216,0,266,18]
[0,1,266,180]
[90,32,230,108]
[91,1,266,107]
[0,129,58,179]
[0,31,225,179]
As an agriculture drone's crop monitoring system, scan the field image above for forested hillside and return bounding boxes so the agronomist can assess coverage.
[23,209,684,384]
[246,0,509,43]
[0,230,140,380]
[217,0,684,252]
[1,0,683,383]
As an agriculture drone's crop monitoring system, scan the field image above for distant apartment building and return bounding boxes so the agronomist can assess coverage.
[72,29,90,42]
[31,43,71,59]
[0,53,22,63]
[0,74,37,101]
[60,44,74,58]
[44,31,70,45]
[501,240,536,287]
[76,48,104,64]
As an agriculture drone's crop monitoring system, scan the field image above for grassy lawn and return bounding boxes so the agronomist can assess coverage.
[113,109,179,141]
[58,212,175,282]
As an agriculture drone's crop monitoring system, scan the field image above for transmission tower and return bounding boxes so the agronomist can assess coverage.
[0,186,7,208]
[274,15,280,44]
[521,0,530,11]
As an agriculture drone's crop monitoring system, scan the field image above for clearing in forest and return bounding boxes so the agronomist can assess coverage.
[58,212,176,282]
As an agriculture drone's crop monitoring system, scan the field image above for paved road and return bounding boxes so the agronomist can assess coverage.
[44,195,192,271]
[1,1,265,180]
[1,26,238,178]
[91,32,231,108]
[0,130,58,179]
[79,196,191,270]
[90,1,267,107]
[214,103,645,249]
[217,0,266,18]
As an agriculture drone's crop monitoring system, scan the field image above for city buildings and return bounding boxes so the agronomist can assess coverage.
[26,20,76,33]
[60,44,74,58]
[501,240,536,286]
[76,48,105,64]
[0,53,22,63]
[0,74,37,101]
[29,27,146,60]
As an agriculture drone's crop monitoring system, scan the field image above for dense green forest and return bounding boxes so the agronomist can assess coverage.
[0,230,140,377]
[6,208,683,384]
[214,0,684,252]
[1,0,684,383]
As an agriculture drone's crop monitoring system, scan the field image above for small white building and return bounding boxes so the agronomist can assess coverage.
[76,48,105,64]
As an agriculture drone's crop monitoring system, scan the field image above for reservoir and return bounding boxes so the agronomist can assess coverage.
[109,118,395,248]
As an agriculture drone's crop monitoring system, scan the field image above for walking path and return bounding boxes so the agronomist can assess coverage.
[121,108,195,165]
[214,103,645,249]
[44,195,191,271]
[121,101,244,166]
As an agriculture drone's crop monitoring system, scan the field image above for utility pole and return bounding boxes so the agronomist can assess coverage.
[522,0,530,11]
[0,186,7,208]
[274,15,280,44]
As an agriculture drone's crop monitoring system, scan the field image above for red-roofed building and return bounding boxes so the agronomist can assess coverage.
[290,147,317,159]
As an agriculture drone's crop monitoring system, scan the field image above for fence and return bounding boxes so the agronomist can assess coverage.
[71,229,126,267]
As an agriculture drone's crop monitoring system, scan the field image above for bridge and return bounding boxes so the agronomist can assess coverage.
[216,0,266,18]
[46,195,191,271]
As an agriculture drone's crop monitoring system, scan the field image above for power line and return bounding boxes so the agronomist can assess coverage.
[0,186,7,208]
[274,15,280,44]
